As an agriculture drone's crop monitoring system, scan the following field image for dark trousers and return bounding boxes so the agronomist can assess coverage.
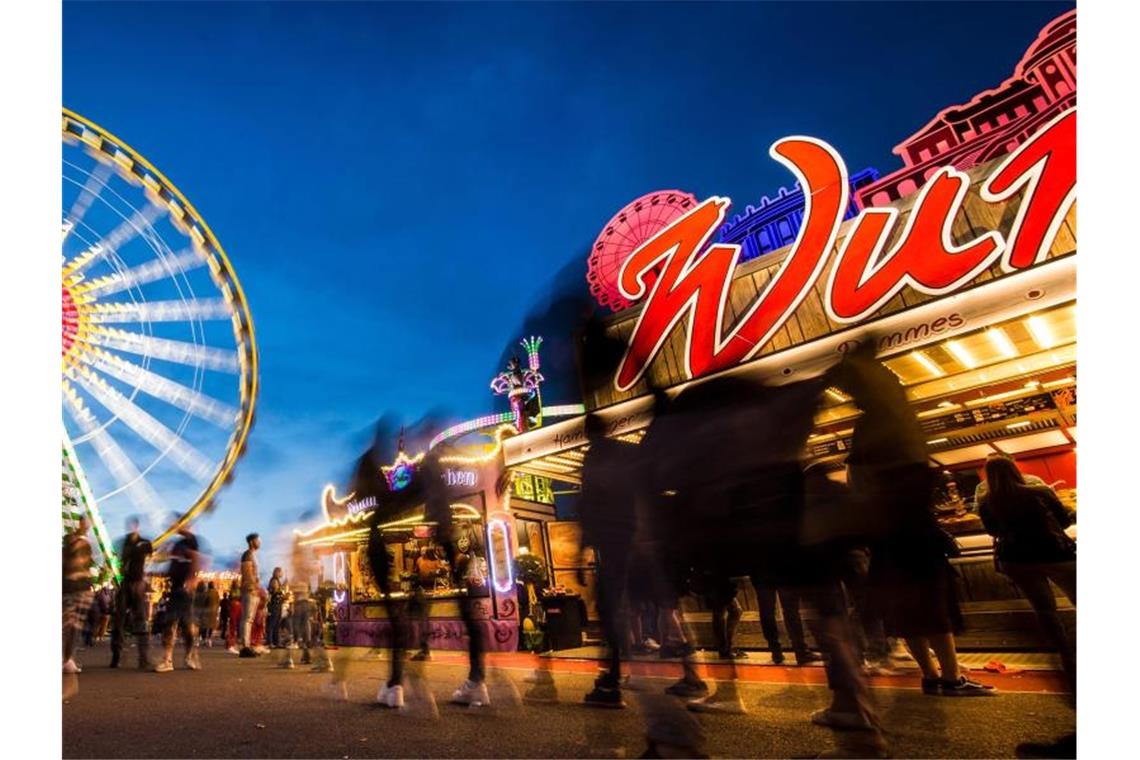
[267,605,283,647]
[757,586,809,655]
[1001,561,1076,695]
[441,537,485,684]
[110,581,150,666]
[594,544,632,686]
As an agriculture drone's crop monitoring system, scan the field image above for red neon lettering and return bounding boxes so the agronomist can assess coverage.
[612,108,1075,390]
[983,109,1076,270]
[827,168,1002,322]
[615,138,846,390]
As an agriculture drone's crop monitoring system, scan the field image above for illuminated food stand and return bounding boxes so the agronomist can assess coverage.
[297,433,524,652]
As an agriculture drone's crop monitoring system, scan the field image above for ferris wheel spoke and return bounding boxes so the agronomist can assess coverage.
[63,383,166,518]
[75,247,205,299]
[67,366,217,482]
[85,297,233,324]
[64,160,113,235]
[79,348,239,428]
[85,326,240,372]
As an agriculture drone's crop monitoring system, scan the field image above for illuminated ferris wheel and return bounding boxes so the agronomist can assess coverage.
[586,189,698,311]
[61,109,258,555]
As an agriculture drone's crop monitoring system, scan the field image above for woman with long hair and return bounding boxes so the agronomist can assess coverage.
[978,455,1076,690]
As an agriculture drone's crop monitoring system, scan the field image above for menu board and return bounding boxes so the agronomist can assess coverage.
[919,392,1060,435]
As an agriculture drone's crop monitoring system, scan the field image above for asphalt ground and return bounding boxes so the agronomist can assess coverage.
[63,642,1074,759]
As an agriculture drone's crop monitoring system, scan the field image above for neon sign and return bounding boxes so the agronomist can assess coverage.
[609,108,1074,392]
[485,519,514,594]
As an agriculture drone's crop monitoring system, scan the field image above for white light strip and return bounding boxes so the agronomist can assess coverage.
[1025,315,1057,349]
[944,340,978,369]
[912,351,945,378]
[69,367,215,481]
[79,248,204,298]
[928,437,949,445]
[1006,420,1034,430]
[1043,376,1075,389]
[987,327,1018,359]
[63,383,164,515]
[85,327,239,372]
[86,298,233,323]
[80,349,238,427]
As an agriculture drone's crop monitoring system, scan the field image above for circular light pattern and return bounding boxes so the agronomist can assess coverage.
[61,109,258,547]
[587,190,698,311]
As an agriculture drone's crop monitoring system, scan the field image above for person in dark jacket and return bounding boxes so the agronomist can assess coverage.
[977,456,1076,690]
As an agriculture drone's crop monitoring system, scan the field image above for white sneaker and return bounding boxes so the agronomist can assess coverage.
[255,646,271,655]
[324,680,349,701]
[153,660,174,673]
[279,657,295,669]
[62,659,81,674]
[451,679,490,707]
[184,651,202,671]
[687,695,747,714]
[226,646,240,655]
[377,683,405,709]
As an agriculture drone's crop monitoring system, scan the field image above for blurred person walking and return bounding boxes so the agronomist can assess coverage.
[110,517,153,669]
[238,533,261,657]
[978,455,1075,688]
[829,339,993,698]
[63,515,95,674]
[153,523,202,672]
[224,581,242,653]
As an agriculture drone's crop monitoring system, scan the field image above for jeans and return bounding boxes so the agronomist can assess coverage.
[267,604,283,647]
[1001,560,1076,694]
[239,591,260,648]
[110,581,150,666]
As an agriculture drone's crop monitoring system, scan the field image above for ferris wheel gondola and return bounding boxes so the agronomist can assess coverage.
[61,109,258,554]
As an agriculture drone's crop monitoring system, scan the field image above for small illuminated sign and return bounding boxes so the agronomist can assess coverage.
[444,468,479,489]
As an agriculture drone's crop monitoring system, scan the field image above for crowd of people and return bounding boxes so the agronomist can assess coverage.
[61,330,1077,759]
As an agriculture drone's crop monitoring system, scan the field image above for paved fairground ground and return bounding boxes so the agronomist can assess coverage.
[63,642,1074,759]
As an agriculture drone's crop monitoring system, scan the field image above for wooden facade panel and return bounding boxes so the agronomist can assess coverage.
[1049,201,1077,258]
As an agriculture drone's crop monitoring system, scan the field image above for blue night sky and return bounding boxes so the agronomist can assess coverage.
[63,0,1073,569]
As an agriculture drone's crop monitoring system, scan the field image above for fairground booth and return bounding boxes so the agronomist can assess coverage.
[301,9,1076,652]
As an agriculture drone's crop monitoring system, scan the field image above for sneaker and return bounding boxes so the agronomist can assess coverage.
[377,683,405,709]
[226,646,240,655]
[938,675,997,697]
[583,685,626,709]
[184,651,202,671]
[311,661,334,673]
[279,657,295,669]
[811,707,875,731]
[863,659,899,677]
[324,680,349,701]
[239,647,258,658]
[62,659,81,674]
[255,646,271,655]
[641,637,661,651]
[729,648,749,659]
[153,660,174,673]
[687,696,747,714]
[451,679,491,707]
[664,678,709,698]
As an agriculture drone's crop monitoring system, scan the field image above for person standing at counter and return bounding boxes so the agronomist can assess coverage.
[977,456,1076,692]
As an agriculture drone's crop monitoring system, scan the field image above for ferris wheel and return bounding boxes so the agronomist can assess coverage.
[586,189,698,312]
[61,109,258,554]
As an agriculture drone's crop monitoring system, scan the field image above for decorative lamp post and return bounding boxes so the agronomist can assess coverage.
[490,336,545,433]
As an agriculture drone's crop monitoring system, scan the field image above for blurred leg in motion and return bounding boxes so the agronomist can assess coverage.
[1002,562,1076,696]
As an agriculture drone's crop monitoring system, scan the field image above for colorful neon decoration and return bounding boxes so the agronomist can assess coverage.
[858,10,1075,208]
[382,450,423,492]
[485,518,514,594]
[490,337,546,432]
[607,108,1075,392]
[429,412,517,449]
[587,190,698,311]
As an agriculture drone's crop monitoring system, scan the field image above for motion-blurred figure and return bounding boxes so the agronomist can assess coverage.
[153,522,201,672]
[110,516,153,669]
[63,515,94,675]
[978,454,1076,758]
[827,338,994,698]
